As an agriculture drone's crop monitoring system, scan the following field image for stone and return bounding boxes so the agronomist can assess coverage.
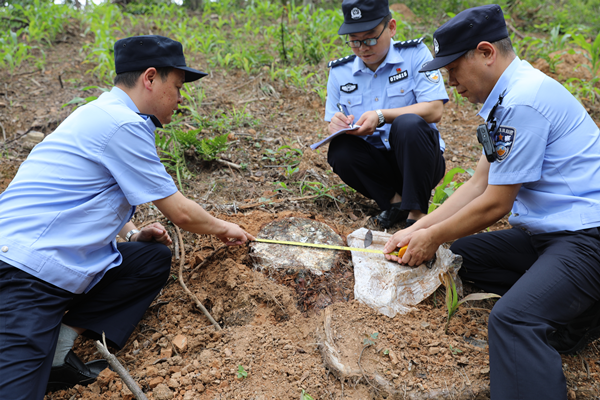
[148,377,164,388]
[153,383,174,400]
[26,131,44,143]
[160,347,173,358]
[96,369,116,387]
[428,347,440,355]
[172,334,188,352]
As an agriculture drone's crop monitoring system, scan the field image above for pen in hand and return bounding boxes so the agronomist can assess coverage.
[336,103,351,126]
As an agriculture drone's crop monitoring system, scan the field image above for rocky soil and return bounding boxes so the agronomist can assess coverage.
[1,19,600,400]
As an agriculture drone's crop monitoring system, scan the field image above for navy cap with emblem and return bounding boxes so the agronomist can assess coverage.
[114,35,207,82]
[418,4,508,72]
[338,0,390,35]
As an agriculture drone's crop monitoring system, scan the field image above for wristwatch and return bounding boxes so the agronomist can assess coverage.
[375,109,385,128]
[125,229,141,242]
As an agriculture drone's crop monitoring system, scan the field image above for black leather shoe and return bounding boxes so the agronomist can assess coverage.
[368,203,408,229]
[46,350,109,393]
[548,302,600,355]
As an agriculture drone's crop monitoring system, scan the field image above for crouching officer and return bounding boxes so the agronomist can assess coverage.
[324,0,449,229]
[0,35,254,400]
[384,5,600,399]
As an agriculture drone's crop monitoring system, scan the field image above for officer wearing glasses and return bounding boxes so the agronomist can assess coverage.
[325,0,448,229]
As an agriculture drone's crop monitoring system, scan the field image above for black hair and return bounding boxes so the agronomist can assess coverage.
[113,67,174,88]
[464,37,514,59]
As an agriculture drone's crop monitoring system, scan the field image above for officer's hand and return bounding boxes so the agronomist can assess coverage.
[215,221,255,246]
[353,110,379,136]
[385,228,438,267]
[134,222,172,246]
[329,112,354,134]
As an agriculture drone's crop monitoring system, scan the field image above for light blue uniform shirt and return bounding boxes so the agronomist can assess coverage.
[0,87,178,294]
[480,57,600,234]
[325,38,449,151]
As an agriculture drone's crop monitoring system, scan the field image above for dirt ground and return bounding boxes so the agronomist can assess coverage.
[2,19,600,400]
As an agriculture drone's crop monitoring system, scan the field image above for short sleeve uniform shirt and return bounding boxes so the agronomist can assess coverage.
[480,57,600,234]
[0,87,178,293]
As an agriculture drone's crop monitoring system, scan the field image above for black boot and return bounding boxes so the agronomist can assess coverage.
[548,302,600,355]
[368,202,408,229]
[46,350,109,393]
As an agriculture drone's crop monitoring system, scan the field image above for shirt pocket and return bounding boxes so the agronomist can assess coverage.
[339,93,363,116]
[511,199,529,217]
[386,84,415,108]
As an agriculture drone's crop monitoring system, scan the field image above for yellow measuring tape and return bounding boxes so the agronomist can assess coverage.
[253,238,405,257]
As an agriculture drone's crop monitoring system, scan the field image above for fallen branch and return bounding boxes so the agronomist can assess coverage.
[506,21,525,39]
[237,194,319,210]
[175,225,222,331]
[217,158,242,170]
[95,334,148,400]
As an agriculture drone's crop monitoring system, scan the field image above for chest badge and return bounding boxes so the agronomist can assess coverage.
[494,126,516,162]
[389,70,408,83]
[340,83,358,93]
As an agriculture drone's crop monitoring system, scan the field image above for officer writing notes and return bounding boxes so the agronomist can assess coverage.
[384,5,600,399]
[324,0,449,229]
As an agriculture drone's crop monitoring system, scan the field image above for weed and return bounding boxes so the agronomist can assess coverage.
[300,389,314,400]
[197,133,229,161]
[449,345,463,355]
[236,365,248,379]
[571,31,600,79]
[439,272,501,334]
[363,332,379,346]
[428,167,474,213]
[61,86,109,110]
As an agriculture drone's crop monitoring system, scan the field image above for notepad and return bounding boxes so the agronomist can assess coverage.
[310,124,360,150]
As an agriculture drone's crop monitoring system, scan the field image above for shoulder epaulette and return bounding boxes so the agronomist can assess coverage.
[327,54,356,68]
[393,37,425,49]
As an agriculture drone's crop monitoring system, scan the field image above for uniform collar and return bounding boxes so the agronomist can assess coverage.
[109,86,161,129]
[110,86,141,113]
[352,38,402,75]
[478,57,521,120]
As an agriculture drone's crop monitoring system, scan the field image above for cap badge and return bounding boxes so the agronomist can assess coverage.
[351,7,362,20]
[433,38,439,55]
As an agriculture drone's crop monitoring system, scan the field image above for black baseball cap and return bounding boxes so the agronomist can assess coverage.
[338,0,390,35]
[419,4,508,72]
[114,35,207,82]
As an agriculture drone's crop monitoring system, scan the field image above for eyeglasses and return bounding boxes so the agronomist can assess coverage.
[345,21,388,48]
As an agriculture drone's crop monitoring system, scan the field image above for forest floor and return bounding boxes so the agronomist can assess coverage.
[1,16,600,400]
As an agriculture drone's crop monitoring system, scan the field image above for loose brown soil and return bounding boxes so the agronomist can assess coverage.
[1,21,600,400]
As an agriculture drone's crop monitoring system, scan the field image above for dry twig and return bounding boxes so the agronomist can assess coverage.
[175,225,222,330]
[357,345,380,393]
[95,334,148,400]
[238,194,319,210]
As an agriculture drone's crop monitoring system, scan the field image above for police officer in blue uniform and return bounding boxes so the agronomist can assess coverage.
[325,0,449,229]
[384,5,600,399]
[0,35,254,400]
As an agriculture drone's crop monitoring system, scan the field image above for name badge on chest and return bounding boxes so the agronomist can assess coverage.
[389,70,408,83]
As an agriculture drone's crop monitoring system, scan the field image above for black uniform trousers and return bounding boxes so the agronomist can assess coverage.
[451,227,600,400]
[0,241,172,400]
[327,113,445,213]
